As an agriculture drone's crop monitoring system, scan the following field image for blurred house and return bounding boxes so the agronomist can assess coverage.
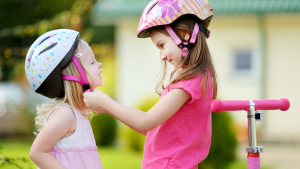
[90,0,300,142]
[0,82,51,135]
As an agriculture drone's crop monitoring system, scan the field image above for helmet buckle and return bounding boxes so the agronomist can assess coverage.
[83,84,90,90]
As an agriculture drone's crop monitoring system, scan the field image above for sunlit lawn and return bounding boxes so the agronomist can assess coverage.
[0,139,269,169]
[0,139,143,169]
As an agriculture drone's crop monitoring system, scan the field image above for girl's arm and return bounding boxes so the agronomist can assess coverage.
[110,113,148,135]
[29,106,76,169]
[84,88,190,133]
[88,104,147,135]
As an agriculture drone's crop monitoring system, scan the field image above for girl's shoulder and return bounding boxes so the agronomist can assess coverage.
[47,104,76,126]
[168,72,212,103]
[45,104,77,138]
[171,73,203,88]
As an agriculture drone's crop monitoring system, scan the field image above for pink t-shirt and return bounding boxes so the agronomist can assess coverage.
[142,72,213,169]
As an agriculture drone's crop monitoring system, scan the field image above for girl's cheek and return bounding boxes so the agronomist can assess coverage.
[92,68,99,75]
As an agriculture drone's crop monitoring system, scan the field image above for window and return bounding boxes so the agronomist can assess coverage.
[232,50,253,75]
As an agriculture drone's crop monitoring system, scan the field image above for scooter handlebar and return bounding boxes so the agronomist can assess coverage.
[211,100,250,113]
[211,98,290,113]
[253,98,290,111]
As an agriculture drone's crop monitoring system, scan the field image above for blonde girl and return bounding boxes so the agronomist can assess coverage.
[25,29,103,169]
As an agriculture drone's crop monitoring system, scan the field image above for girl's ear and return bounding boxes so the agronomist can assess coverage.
[180,31,190,41]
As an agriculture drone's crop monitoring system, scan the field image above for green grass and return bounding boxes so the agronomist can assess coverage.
[228,160,269,169]
[0,140,269,169]
[97,147,142,169]
[0,139,143,169]
[0,140,36,169]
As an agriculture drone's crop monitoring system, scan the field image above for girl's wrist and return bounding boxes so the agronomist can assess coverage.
[98,93,109,108]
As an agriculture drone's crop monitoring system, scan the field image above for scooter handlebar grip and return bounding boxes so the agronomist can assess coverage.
[253,98,290,111]
[247,156,260,169]
[211,99,250,113]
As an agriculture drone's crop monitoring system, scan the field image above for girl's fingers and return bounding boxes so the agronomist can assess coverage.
[83,88,107,110]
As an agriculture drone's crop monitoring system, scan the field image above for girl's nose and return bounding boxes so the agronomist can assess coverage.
[161,54,167,61]
[98,62,102,68]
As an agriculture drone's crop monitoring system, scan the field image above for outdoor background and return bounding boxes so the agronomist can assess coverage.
[0,0,300,169]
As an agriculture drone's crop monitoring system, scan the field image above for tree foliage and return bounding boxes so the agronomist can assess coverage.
[0,0,97,82]
[0,0,74,30]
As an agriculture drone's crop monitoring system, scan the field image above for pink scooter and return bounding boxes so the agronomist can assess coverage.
[211,98,290,169]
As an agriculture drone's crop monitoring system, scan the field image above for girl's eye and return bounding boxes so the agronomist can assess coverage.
[160,44,164,48]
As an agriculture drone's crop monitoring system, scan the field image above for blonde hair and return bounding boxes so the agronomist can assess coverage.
[35,39,90,133]
[153,16,218,99]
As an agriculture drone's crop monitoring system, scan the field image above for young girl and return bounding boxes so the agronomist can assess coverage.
[25,29,103,169]
[84,0,217,168]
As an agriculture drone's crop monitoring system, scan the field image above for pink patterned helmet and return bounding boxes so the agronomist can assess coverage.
[137,0,213,57]
[137,0,213,38]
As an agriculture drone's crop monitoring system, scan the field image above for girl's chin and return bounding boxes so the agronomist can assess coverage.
[90,81,103,90]
[98,80,103,87]
[170,63,176,68]
[173,65,180,69]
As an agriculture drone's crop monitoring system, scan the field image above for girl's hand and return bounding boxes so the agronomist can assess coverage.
[83,89,109,111]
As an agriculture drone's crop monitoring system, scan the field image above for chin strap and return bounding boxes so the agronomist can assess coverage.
[61,54,92,92]
[164,22,210,57]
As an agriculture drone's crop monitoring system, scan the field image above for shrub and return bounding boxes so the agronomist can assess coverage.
[90,43,117,146]
[198,111,238,169]
[122,96,159,152]
[91,113,117,146]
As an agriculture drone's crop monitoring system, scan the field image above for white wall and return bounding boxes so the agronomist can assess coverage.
[263,14,300,140]
[207,15,262,126]
[115,18,161,107]
[207,14,300,140]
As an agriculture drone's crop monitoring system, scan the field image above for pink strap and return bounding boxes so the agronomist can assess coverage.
[190,23,199,43]
[164,25,182,45]
[71,55,89,85]
[164,23,199,58]
[61,75,83,86]
[165,23,199,45]
[61,55,91,92]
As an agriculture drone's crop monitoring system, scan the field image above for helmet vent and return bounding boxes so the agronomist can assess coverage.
[39,34,57,45]
[39,42,58,56]
[39,36,50,45]
[146,1,159,15]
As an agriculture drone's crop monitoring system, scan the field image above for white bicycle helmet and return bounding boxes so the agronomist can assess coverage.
[25,29,91,98]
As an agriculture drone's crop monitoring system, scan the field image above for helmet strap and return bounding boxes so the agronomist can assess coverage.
[198,23,210,39]
[61,55,92,92]
[165,22,201,57]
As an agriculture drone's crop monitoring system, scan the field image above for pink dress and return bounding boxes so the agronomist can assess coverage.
[39,104,102,169]
[142,72,213,169]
